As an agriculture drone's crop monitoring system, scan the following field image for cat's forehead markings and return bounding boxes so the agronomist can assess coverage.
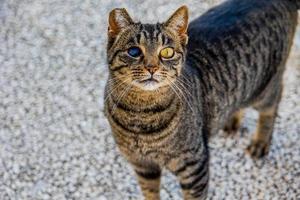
[153,29,159,40]
[153,23,162,39]
[140,25,149,40]
[139,30,147,45]
[157,32,163,45]
[163,34,169,46]
[141,24,162,42]
[134,33,141,44]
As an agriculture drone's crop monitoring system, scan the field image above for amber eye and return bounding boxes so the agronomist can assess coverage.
[160,47,174,59]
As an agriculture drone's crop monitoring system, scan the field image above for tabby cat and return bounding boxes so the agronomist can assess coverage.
[104,0,299,199]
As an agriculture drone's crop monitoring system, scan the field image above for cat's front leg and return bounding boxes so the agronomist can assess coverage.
[168,151,209,200]
[132,162,162,200]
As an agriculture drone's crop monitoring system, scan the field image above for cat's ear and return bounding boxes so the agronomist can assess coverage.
[165,6,189,43]
[108,8,134,38]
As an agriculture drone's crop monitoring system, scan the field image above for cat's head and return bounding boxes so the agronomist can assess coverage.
[107,6,189,91]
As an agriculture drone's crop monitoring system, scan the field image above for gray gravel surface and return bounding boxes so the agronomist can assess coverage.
[0,0,299,199]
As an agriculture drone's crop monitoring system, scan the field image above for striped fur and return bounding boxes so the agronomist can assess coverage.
[104,0,299,199]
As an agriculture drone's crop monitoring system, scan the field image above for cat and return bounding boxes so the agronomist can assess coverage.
[104,0,299,199]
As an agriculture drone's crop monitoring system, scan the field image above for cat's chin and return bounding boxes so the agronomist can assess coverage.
[142,84,161,91]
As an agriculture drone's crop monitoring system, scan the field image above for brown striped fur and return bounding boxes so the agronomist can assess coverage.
[104,0,299,199]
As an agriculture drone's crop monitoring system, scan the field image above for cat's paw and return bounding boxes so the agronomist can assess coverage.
[246,139,270,158]
[223,119,240,135]
[223,110,244,136]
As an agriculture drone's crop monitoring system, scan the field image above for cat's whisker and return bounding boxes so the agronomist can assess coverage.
[106,75,128,84]
[173,84,195,115]
[106,76,130,92]
[175,74,193,91]
[179,75,193,88]
[165,79,184,103]
[104,77,131,104]
[111,83,132,115]
[170,82,194,112]
[181,73,192,83]
[168,78,195,113]
[166,78,195,115]
[174,78,193,98]
[176,78,190,89]
[165,74,194,101]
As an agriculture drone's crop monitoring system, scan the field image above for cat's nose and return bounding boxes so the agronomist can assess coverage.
[145,66,159,75]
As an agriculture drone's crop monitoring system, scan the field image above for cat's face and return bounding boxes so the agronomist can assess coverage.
[107,6,188,91]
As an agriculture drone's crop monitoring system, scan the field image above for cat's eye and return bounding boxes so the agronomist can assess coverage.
[127,47,142,58]
[160,47,174,59]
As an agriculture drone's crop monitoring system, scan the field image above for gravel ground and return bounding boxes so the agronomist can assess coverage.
[0,0,299,199]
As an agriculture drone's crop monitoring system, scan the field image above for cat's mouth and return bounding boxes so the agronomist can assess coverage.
[134,77,162,91]
[139,77,159,84]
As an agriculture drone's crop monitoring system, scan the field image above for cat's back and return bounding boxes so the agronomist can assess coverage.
[187,0,298,52]
[185,0,298,115]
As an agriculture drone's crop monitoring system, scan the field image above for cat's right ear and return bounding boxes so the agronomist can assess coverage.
[108,8,134,38]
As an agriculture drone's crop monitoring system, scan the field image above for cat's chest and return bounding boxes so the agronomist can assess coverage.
[105,100,183,159]
[116,127,184,165]
[105,94,181,133]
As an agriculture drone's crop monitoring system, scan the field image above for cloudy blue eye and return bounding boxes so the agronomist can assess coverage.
[127,47,142,57]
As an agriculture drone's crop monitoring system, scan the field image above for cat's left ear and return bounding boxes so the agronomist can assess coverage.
[108,8,134,38]
[165,6,189,44]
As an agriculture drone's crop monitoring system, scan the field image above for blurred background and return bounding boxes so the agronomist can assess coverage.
[0,0,299,199]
